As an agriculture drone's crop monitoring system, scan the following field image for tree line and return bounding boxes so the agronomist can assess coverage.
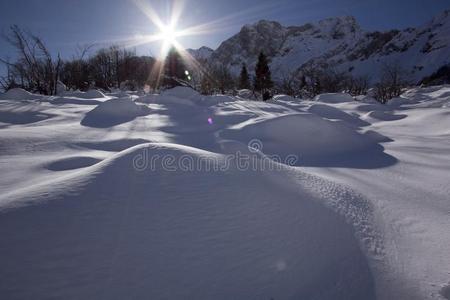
[0,25,412,103]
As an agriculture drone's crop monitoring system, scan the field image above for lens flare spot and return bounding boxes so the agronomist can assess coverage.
[207,117,213,125]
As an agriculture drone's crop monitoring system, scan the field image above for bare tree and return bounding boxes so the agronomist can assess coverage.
[210,64,235,94]
[278,71,300,96]
[344,74,370,96]
[374,63,409,103]
[0,25,62,95]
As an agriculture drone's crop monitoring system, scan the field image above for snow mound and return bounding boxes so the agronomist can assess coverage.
[314,93,354,103]
[81,98,151,128]
[56,81,67,95]
[135,94,159,104]
[273,94,297,101]
[355,95,379,104]
[222,113,395,168]
[0,88,42,100]
[400,85,450,108]
[365,111,407,121]
[308,104,370,127]
[0,143,375,300]
[45,156,101,171]
[237,89,257,100]
[387,97,419,107]
[62,89,107,99]
[196,94,236,106]
[161,86,200,99]
[75,138,153,152]
[50,97,102,105]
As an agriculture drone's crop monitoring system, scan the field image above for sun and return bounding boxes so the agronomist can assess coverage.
[159,24,178,46]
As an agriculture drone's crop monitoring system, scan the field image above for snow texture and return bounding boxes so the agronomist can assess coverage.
[0,85,449,299]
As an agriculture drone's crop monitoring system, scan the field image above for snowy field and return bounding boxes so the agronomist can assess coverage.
[0,86,449,299]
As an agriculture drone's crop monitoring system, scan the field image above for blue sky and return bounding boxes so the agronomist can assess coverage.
[0,0,449,61]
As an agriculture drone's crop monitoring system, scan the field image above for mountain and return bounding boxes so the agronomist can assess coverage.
[187,46,214,61]
[189,10,450,83]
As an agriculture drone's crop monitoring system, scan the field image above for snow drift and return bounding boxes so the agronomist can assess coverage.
[221,113,396,168]
[0,88,43,101]
[314,93,354,104]
[0,143,375,300]
[0,85,449,300]
[81,98,151,128]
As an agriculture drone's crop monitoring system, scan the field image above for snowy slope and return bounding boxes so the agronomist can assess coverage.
[199,10,450,83]
[0,86,449,299]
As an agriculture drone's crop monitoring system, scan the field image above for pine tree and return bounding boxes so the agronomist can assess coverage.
[163,47,187,88]
[238,64,251,90]
[200,74,213,95]
[254,52,273,100]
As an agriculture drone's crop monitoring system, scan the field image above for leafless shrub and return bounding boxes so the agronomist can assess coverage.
[299,66,348,98]
[1,25,62,95]
[344,74,370,96]
[374,63,409,103]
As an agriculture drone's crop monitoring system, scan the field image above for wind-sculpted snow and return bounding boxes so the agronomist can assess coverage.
[0,88,43,101]
[81,98,151,128]
[220,113,396,168]
[0,143,375,299]
[0,86,449,299]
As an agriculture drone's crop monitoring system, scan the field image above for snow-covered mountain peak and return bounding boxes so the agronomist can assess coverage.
[187,46,214,61]
[201,11,450,83]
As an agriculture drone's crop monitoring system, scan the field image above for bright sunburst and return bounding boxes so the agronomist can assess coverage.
[158,24,179,46]
[126,0,277,88]
[132,0,188,58]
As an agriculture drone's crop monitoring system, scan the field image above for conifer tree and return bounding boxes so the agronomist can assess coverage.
[254,52,273,100]
[238,63,251,90]
[163,47,187,88]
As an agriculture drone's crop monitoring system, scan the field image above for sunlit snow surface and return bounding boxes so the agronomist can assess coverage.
[0,86,449,299]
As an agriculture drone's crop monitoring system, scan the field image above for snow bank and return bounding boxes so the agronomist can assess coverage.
[273,94,297,101]
[62,89,107,99]
[222,113,395,168]
[50,97,102,105]
[0,143,375,300]
[81,98,151,127]
[161,86,200,99]
[308,103,370,127]
[313,93,355,103]
[365,110,407,121]
[0,88,42,101]
[355,95,379,104]
[314,93,354,103]
[56,81,67,95]
[387,97,419,107]
[237,89,257,100]
[196,94,236,106]
[135,94,159,104]
[45,156,101,171]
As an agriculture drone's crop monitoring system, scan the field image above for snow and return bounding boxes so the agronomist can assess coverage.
[273,94,297,101]
[0,88,43,101]
[314,92,354,103]
[206,10,450,83]
[0,86,449,299]
[161,86,200,99]
[62,89,108,99]
[237,89,257,100]
[80,98,151,128]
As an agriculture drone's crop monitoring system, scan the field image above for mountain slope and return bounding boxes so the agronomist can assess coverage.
[191,10,450,83]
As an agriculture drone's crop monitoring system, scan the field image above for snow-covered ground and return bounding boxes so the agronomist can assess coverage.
[0,86,449,299]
